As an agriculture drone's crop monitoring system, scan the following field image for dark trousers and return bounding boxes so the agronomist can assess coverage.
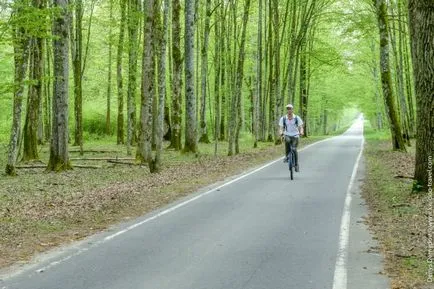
[284,135,299,165]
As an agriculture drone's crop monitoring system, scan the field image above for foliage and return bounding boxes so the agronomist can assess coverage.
[0,0,415,157]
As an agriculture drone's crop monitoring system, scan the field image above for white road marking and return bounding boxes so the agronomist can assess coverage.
[332,124,365,289]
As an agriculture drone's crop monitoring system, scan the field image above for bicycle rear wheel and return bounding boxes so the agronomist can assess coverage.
[288,152,294,180]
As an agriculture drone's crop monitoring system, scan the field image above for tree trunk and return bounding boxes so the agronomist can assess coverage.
[23,30,44,161]
[299,40,307,133]
[254,0,263,147]
[106,0,113,135]
[374,0,406,151]
[170,0,182,150]
[117,0,126,144]
[199,0,212,144]
[47,0,71,172]
[6,1,30,176]
[408,0,434,191]
[389,1,410,145]
[71,0,83,154]
[149,0,169,173]
[126,0,140,155]
[233,0,251,154]
[183,0,197,153]
[137,0,154,163]
[272,0,282,144]
[44,37,52,143]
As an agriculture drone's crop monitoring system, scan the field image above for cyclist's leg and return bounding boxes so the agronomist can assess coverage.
[284,135,290,162]
[291,136,300,170]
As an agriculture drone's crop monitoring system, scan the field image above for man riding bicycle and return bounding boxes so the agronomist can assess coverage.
[279,104,304,172]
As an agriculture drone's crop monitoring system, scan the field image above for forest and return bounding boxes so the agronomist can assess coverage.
[0,0,432,187]
[0,1,433,287]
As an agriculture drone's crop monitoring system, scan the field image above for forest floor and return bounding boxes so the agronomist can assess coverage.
[362,131,431,289]
[0,132,430,288]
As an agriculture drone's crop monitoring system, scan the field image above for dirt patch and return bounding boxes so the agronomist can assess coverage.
[362,140,431,289]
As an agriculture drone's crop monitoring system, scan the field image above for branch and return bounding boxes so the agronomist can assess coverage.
[72,164,102,169]
[69,149,119,153]
[107,160,140,165]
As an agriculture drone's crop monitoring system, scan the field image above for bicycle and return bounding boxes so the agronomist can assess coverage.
[282,135,299,180]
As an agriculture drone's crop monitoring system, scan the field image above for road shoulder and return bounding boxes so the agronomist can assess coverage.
[347,157,390,288]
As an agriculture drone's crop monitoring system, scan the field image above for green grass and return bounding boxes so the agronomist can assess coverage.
[363,120,391,140]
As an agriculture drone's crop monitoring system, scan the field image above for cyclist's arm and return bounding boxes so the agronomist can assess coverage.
[297,116,304,136]
[298,125,304,136]
[278,117,284,136]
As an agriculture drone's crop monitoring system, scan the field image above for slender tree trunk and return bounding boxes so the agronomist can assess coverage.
[232,0,251,155]
[183,0,197,153]
[117,0,126,144]
[199,0,211,143]
[370,41,383,130]
[47,0,71,172]
[149,0,169,173]
[44,37,52,143]
[374,0,406,151]
[6,2,30,176]
[403,26,416,137]
[272,0,282,144]
[23,31,44,161]
[170,0,182,150]
[213,0,221,155]
[126,0,140,155]
[397,0,412,143]
[106,0,113,135]
[389,1,410,145]
[254,0,263,147]
[137,0,154,163]
[219,11,226,142]
[266,0,274,143]
[408,0,434,191]
[71,0,83,154]
[299,40,307,126]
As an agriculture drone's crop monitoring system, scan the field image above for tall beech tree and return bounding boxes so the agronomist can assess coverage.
[126,0,140,155]
[149,0,169,172]
[228,0,251,155]
[169,0,182,150]
[47,0,71,172]
[183,0,197,153]
[198,0,212,144]
[70,0,84,153]
[22,0,46,161]
[373,0,406,151]
[6,1,31,175]
[117,0,126,144]
[408,0,434,191]
[106,0,113,135]
[137,0,155,163]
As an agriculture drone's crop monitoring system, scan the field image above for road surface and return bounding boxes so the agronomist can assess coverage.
[0,118,389,289]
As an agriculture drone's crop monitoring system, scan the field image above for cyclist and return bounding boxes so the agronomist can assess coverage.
[279,104,304,172]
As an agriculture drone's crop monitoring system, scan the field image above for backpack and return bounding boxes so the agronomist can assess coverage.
[283,115,299,132]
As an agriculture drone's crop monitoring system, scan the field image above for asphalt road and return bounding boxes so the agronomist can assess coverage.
[0,118,389,289]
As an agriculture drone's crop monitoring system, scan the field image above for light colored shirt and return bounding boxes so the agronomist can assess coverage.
[279,115,303,137]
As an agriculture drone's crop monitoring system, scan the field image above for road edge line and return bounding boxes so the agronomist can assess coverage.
[332,133,365,289]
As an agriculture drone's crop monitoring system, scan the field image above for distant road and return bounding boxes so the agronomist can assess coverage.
[1,118,387,289]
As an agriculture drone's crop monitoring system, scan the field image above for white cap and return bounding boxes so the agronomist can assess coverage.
[286,104,293,108]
